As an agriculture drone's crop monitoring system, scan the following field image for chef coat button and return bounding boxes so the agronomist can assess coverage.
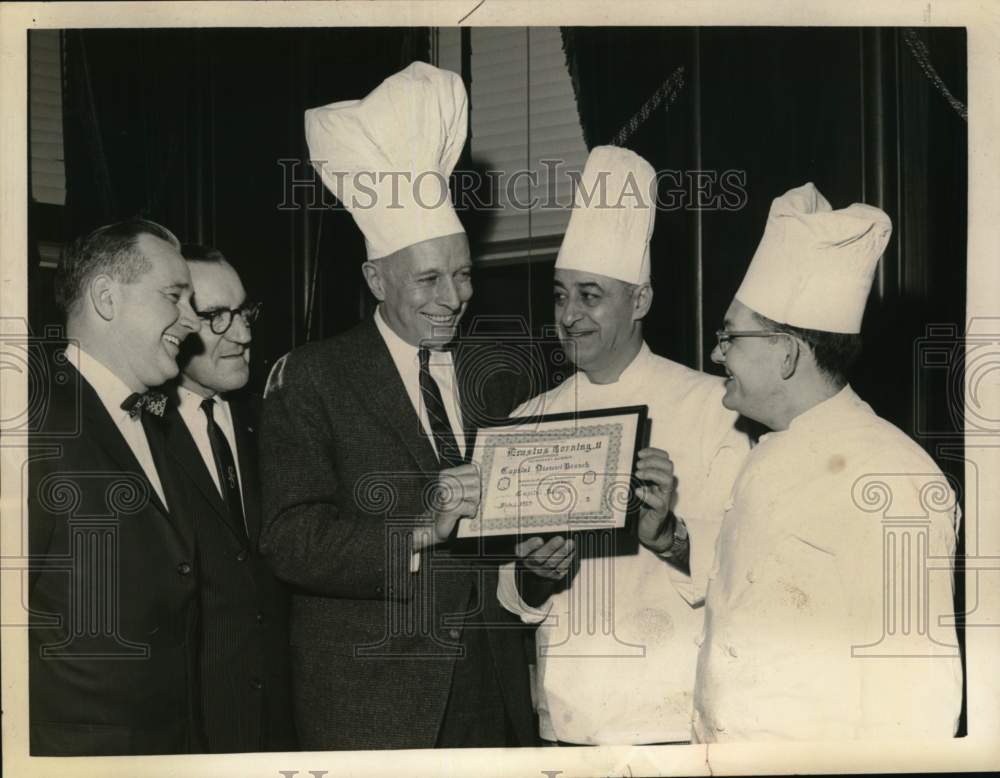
[375,585,384,595]
[256,612,265,625]
[250,678,263,691]
[448,628,461,640]
[176,562,192,576]
[727,645,739,658]
[694,633,704,647]
[723,499,734,511]
[746,569,755,583]
[236,549,249,562]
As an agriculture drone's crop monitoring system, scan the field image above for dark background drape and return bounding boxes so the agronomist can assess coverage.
[34,24,967,466]
[39,27,968,433]
[50,27,429,390]
[559,28,966,431]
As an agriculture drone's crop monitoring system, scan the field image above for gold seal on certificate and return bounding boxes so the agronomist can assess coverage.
[457,405,649,539]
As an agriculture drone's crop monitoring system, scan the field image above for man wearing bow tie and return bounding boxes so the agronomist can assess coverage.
[156,245,295,752]
[29,218,202,755]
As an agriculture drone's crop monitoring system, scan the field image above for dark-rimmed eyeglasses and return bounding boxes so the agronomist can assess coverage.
[197,301,262,335]
[715,329,782,355]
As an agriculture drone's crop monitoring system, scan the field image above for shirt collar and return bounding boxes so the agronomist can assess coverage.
[784,384,862,436]
[64,341,140,424]
[575,341,652,388]
[177,384,220,413]
[373,306,453,371]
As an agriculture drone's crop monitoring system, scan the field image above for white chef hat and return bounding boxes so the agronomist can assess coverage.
[735,182,892,334]
[304,61,467,260]
[555,146,655,285]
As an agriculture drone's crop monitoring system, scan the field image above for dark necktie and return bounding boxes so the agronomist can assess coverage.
[200,398,249,543]
[121,391,167,418]
[418,347,464,469]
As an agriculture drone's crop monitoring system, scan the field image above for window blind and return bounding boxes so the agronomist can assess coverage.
[435,27,587,264]
[29,30,66,206]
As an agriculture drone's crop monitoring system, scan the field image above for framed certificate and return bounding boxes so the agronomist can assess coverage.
[456,405,649,540]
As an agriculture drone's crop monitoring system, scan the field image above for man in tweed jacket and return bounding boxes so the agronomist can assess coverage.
[257,62,536,749]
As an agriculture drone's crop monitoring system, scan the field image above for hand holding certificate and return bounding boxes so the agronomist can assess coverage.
[456,405,648,541]
[414,463,482,551]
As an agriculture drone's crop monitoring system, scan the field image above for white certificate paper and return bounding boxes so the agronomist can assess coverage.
[457,406,647,539]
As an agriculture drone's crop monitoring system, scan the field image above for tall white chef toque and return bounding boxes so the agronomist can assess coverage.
[556,146,656,285]
[735,182,893,334]
[304,61,467,259]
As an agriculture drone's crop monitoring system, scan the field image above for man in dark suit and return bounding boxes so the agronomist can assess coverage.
[158,245,295,752]
[29,218,202,755]
[258,62,537,749]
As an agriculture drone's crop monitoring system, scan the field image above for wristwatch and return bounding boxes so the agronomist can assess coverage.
[658,515,689,558]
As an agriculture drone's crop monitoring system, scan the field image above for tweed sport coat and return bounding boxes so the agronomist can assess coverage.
[258,316,537,750]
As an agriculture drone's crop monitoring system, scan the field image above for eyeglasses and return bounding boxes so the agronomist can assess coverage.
[197,301,262,335]
[715,329,781,355]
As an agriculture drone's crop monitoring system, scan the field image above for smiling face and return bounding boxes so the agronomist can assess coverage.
[111,234,198,391]
[710,298,786,423]
[554,268,647,383]
[179,260,252,397]
[366,232,472,349]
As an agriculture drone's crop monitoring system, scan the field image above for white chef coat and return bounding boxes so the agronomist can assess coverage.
[497,343,749,744]
[693,385,963,742]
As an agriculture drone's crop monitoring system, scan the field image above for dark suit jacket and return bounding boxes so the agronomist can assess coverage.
[157,394,296,753]
[258,317,537,750]
[29,364,203,756]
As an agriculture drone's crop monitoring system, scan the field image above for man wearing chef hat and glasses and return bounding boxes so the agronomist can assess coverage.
[498,146,750,745]
[685,183,963,741]
[258,62,535,750]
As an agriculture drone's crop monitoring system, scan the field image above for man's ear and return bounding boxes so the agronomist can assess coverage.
[89,274,116,321]
[779,334,801,380]
[361,260,387,302]
[632,283,653,321]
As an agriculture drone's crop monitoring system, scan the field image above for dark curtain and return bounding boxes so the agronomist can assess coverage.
[51,27,429,392]
[63,29,207,238]
[558,28,701,368]
[561,27,689,150]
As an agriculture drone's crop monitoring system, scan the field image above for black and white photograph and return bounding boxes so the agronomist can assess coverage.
[2,2,998,776]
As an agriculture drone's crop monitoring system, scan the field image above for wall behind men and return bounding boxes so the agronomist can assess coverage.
[34,27,428,393]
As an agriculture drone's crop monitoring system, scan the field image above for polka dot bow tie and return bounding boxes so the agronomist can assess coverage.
[120,391,168,419]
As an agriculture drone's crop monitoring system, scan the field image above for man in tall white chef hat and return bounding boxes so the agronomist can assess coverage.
[690,182,963,741]
[497,145,750,745]
[258,62,537,750]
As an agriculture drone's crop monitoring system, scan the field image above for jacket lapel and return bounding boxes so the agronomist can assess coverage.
[350,318,441,475]
[452,345,478,462]
[77,377,184,544]
[230,397,263,545]
[159,405,230,524]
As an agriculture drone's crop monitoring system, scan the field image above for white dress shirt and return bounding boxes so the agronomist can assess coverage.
[374,307,465,573]
[497,343,749,744]
[176,386,245,505]
[64,342,168,509]
[373,306,465,460]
